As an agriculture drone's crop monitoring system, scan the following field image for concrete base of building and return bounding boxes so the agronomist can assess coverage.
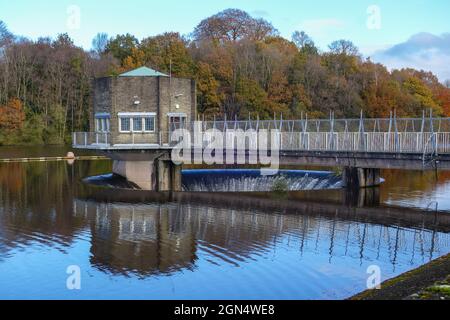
[112,160,182,191]
[342,167,382,189]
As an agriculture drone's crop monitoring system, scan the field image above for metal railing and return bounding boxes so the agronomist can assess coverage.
[72,112,450,155]
[185,111,450,134]
[73,132,110,147]
[73,130,450,155]
[73,132,173,148]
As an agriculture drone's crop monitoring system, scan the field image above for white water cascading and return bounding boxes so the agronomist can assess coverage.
[182,170,342,192]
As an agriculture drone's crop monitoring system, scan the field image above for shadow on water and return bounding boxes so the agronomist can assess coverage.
[0,156,449,299]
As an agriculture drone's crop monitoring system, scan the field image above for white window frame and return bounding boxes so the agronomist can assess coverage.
[119,117,131,133]
[95,113,110,133]
[118,112,156,133]
[143,116,156,133]
[132,117,143,132]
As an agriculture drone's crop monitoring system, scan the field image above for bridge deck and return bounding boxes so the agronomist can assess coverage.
[73,116,450,171]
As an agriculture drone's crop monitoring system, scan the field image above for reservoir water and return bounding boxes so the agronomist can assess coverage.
[0,147,449,300]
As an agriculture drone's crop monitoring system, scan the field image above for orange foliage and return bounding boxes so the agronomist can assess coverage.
[435,87,450,116]
[119,48,146,73]
[0,97,25,131]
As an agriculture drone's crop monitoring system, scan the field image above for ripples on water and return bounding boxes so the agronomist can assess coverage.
[0,154,449,300]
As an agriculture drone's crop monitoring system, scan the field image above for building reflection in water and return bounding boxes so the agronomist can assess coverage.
[80,201,197,276]
[73,191,450,277]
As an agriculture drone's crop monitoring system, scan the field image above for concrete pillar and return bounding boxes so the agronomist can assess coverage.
[342,167,381,189]
[157,160,182,192]
[113,159,182,191]
[171,164,182,192]
[113,160,155,190]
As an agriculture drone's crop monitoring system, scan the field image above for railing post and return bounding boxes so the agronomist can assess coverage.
[394,110,399,152]
[84,132,87,146]
[329,111,335,150]
[359,110,366,151]
[430,109,437,155]
[73,133,77,146]
[420,110,425,152]
[416,132,420,153]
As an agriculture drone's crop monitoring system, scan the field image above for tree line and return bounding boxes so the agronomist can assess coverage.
[0,9,449,145]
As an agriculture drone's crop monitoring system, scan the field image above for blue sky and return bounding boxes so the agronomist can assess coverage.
[1,0,449,80]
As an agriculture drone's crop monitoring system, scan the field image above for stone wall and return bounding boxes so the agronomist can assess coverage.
[92,75,196,145]
[158,77,196,143]
[92,77,113,132]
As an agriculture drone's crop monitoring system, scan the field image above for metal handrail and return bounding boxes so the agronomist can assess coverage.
[422,133,438,166]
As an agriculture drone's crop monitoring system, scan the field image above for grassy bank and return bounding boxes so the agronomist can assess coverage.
[351,253,450,300]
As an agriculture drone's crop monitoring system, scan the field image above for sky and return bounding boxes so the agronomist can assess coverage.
[1,0,449,81]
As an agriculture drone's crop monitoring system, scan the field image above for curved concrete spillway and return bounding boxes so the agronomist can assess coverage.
[85,169,343,192]
[182,169,342,192]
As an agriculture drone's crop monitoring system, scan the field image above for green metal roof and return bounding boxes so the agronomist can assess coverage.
[119,66,169,77]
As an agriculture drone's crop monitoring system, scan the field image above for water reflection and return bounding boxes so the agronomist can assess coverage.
[382,170,450,210]
[72,192,450,279]
[79,202,197,276]
[0,158,449,299]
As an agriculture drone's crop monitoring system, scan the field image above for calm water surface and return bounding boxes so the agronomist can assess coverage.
[0,147,449,300]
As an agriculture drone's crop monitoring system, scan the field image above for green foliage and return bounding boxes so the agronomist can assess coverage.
[272,177,289,193]
[44,104,66,145]
[236,78,273,119]
[20,113,45,145]
[105,33,139,62]
[196,62,222,117]
[139,32,195,77]
[403,77,443,115]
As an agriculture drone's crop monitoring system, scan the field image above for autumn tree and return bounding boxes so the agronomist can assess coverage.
[403,76,442,115]
[235,78,274,119]
[436,86,450,116]
[139,32,195,77]
[0,98,25,131]
[120,47,146,71]
[196,62,222,118]
[105,33,139,63]
[193,9,278,43]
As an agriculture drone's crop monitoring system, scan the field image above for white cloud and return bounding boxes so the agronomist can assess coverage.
[371,33,450,82]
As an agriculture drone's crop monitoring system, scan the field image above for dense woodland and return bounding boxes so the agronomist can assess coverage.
[0,9,449,145]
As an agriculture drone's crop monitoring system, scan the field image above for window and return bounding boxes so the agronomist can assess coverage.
[133,117,142,131]
[168,113,187,130]
[120,117,131,132]
[96,118,102,132]
[95,114,110,132]
[144,117,155,132]
[105,119,110,132]
[118,113,156,133]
